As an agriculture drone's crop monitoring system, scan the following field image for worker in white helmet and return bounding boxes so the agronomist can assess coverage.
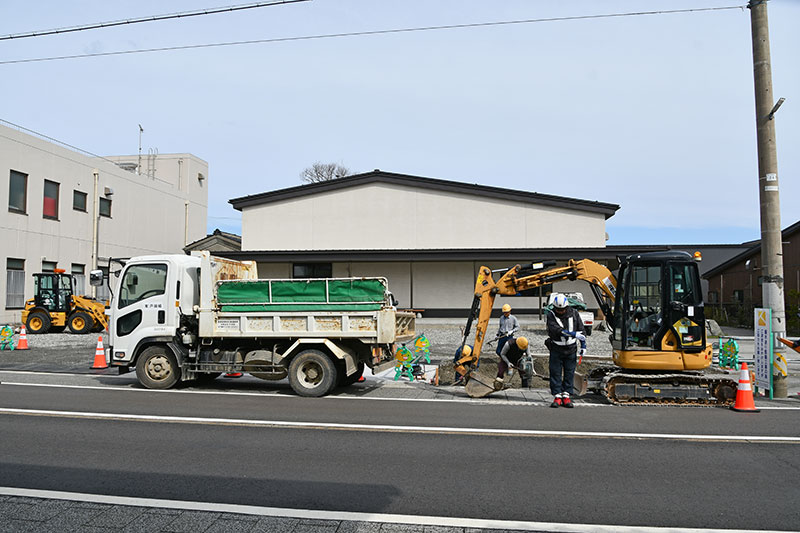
[546,294,586,408]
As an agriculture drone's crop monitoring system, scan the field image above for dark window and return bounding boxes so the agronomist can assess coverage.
[43,179,59,219]
[293,263,332,279]
[707,291,719,304]
[42,260,57,272]
[6,258,25,309]
[117,310,142,337]
[9,170,27,213]
[73,190,87,212]
[99,197,112,217]
[732,290,744,304]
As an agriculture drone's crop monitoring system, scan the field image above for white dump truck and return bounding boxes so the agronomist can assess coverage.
[92,251,415,396]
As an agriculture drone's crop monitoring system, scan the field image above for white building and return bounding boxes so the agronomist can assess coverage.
[1,121,208,323]
[227,170,625,316]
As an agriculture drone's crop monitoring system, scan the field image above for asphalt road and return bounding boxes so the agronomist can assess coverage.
[2,377,799,531]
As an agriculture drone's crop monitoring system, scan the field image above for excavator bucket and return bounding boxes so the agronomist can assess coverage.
[574,371,588,397]
[464,367,500,398]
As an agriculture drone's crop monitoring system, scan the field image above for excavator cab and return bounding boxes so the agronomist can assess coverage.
[611,251,708,370]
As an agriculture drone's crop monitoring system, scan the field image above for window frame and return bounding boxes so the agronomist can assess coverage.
[292,263,333,279]
[43,179,60,220]
[73,190,88,212]
[99,197,112,218]
[8,170,27,214]
[6,258,25,309]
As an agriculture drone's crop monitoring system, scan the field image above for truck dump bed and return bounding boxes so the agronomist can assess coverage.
[205,276,415,342]
[216,278,387,312]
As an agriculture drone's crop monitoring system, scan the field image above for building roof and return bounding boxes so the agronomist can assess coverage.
[218,244,668,264]
[183,229,242,254]
[702,220,800,279]
[229,170,620,219]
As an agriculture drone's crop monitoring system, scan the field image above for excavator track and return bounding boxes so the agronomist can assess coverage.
[596,369,737,407]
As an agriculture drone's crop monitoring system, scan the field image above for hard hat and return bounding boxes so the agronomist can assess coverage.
[516,337,529,349]
[501,304,512,313]
[461,345,472,357]
[552,294,569,309]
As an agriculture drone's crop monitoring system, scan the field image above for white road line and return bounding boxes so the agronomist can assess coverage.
[0,487,789,533]
[1,407,798,442]
[0,379,569,407]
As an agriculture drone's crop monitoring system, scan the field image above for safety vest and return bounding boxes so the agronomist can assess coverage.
[552,314,577,346]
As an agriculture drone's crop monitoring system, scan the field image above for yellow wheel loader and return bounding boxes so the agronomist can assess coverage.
[454,251,737,405]
[21,270,108,334]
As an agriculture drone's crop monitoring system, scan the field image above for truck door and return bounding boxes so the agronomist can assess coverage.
[112,263,170,355]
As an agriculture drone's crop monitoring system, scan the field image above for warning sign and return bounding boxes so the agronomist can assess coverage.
[753,308,773,391]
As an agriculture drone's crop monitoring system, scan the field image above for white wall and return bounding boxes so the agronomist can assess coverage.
[242,183,607,251]
[1,124,208,323]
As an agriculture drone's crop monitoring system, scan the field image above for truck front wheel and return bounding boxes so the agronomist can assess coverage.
[136,346,181,389]
[288,350,337,397]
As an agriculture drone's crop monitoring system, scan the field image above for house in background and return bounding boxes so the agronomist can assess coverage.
[703,220,800,309]
[1,120,208,323]
[225,170,627,316]
[184,229,242,254]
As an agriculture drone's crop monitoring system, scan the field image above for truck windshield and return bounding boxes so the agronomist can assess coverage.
[119,264,167,309]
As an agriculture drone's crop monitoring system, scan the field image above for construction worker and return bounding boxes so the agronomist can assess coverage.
[495,303,520,355]
[453,343,473,384]
[546,294,586,408]
[495,336,532,387]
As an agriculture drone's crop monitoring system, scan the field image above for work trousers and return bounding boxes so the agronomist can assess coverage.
[549,348,577,396]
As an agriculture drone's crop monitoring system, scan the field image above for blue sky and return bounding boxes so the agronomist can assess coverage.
[1,0,798,246]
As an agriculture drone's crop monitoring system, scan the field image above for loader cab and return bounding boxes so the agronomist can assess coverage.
[612,251,705,353]
[32,272,74,313]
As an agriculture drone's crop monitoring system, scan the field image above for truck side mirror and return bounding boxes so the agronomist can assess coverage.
[89,270,104,286]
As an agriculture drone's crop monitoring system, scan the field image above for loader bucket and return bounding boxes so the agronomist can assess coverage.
[464,371,498,398]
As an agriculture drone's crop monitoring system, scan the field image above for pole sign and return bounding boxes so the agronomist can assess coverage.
[753,308,773,391]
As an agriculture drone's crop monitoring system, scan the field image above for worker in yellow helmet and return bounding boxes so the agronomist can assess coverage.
[495,336,532,388]
[453,343,474,385]
[495,303,520,356]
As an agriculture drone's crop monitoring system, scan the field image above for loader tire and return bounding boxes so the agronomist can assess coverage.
[26,312,51,334]
[136,346,181,389]
[68,312,93,334]
[288,349,338,397]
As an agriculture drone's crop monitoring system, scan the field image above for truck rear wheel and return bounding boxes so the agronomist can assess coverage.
[288,349,337,397]
[136,346,181,389]
[26,312,51,334]
[68,312,93,334]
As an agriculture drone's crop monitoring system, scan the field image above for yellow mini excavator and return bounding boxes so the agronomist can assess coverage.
[454,251,738,405]
[21,270,108,334]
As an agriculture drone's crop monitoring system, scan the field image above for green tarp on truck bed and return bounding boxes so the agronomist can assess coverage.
[216,278,387,312]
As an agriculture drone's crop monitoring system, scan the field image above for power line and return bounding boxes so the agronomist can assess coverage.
[0,5,746,66]
[0,0,310,42]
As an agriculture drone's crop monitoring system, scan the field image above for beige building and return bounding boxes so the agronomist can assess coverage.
[1,121,208,323]
[227,171,622,316]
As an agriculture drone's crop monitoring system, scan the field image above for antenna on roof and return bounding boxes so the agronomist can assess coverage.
[137,124,143,175]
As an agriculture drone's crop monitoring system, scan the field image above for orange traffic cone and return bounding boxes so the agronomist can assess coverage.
[731,362,759,413]
[91,336,108,369]
[16,326,29,350]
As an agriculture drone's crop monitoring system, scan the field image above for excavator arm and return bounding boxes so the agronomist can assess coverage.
[454,259,617,377]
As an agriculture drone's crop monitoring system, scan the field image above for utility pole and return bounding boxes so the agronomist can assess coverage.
[748,0,786,396]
